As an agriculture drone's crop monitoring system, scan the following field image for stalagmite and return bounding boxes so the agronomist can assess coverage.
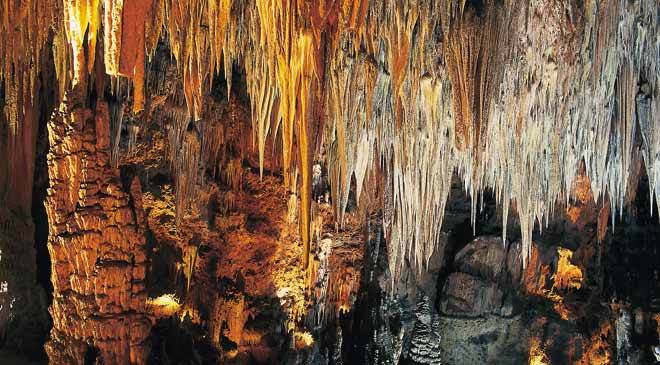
[44,96,150,364]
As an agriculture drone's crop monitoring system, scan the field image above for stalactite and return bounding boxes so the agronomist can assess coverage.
[174,123,202,224]
[1,0,57,211]
[249,0,338,269]
[631,0,660,214]
[326,32,374,226]
[127,123,140,154]
[201,119,226,178]
[442,0,505,154]
[164,0,207,121]
[222,158,244,192]
[52,28,71,102]
[293,32,315,269]
[109,100,125,166]
[4,0,660,289]
[62,0,101,87]
[103,0,123,76]
[207,0,232,90]
[102,0,153,113]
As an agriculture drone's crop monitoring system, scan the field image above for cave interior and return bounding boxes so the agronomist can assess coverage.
[1,0,660,364]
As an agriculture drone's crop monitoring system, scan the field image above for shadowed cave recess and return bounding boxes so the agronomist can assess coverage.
[1,0,660,364]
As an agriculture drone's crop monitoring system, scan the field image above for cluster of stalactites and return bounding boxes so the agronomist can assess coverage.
[316,0,660,278]
[323,0,456,279]
[479,0,660,266]
[44,0,164,112]
[0,0,58,212]
[243,0,364,269]
[44,0,238,224]
[4,0,660,284]
[0,0,55,104]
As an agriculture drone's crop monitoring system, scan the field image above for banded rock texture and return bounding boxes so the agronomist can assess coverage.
[44,94,150,364]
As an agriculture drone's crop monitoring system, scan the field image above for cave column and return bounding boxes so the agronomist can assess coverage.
[44,97,151,364]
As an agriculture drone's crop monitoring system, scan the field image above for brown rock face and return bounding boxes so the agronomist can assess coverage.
[454,236,522,286]
[439,237,522,317]
[440,272,506,317]
[44,96,150,364]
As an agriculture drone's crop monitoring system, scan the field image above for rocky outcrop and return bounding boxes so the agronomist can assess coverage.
[44,95,150,364]
[439,237,522,317]
[440,273,508,317]
[454,236,523,287]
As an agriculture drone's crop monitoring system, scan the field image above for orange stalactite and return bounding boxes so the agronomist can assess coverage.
[442,0,503,154]
[388,2,417,130]
[145,0,164,58]
[118,0,152,113]
[207,0,232,91]
[62,0,101,87]
[252,0,333,270]
[295,32,315,269]
[260,0,296,190]
[163,0,208,120]
[0,0,56,213]
[103,0,123,76]
[56,0,153,112]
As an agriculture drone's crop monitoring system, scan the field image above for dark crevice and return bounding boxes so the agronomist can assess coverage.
[83,345,99,365]
[31,91,53,303]
[23,33,57,362]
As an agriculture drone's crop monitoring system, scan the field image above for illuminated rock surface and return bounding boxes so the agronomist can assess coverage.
[45,94,151,364]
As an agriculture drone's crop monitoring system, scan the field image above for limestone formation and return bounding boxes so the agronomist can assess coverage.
[1,0,660,363]
[44,94,150,364]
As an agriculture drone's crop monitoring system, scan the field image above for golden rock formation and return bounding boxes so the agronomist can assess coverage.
[552,248,583,291]
[528,336,549,365]
[575,321,613,365]
[44,96,150,364]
